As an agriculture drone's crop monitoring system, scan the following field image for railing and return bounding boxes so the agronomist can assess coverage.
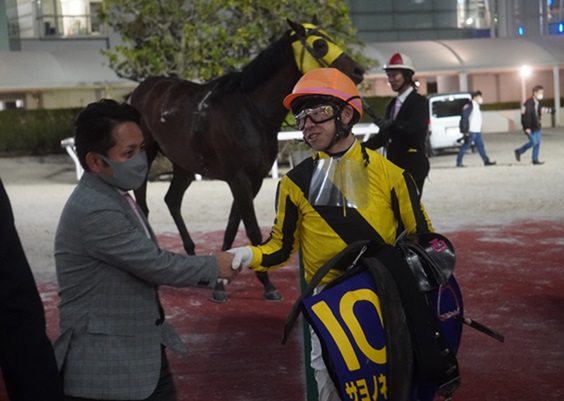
[60,123,379,182]
[271,124,378,178]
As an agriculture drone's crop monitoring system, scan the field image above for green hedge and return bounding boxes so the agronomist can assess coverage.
[0,108,81,156]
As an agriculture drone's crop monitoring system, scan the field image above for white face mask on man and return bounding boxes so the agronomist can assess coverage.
[536,94,544,101]
[97,151,148,191]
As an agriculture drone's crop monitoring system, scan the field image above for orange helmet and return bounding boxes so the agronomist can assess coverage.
[384,52,415,72]
[283,68,363,117]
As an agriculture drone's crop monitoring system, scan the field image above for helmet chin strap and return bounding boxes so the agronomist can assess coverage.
[333,95,360,142]
[333,114,349,142]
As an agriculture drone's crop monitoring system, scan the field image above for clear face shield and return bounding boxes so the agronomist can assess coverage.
[308,157,369,208]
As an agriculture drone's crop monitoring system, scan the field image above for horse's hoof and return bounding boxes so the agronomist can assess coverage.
[264,290,283,302]
[211,290,228,303]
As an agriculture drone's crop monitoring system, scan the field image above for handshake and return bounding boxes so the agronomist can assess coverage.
[216,246,253,284]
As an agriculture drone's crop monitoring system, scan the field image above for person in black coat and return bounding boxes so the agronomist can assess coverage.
[0,177,64,401]
[515,85,546,165]
[364,52,430,196]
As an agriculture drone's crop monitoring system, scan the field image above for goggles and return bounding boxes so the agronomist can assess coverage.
[293,105,337,130]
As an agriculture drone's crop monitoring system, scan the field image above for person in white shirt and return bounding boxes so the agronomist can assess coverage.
[456,90,496,167]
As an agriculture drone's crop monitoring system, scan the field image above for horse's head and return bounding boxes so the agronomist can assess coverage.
[287,19,364,85]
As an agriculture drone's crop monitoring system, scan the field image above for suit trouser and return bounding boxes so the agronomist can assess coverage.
[64,347,177,401]
[0,319,64,401]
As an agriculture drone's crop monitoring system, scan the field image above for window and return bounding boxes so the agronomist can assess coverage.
[35,0,106,38]
[0,98,25,110]
[431,98,470,118]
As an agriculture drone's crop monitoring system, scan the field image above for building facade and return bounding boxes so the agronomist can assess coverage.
[347,0,564,41]
[0,0,563,118]
[0,0,131,110]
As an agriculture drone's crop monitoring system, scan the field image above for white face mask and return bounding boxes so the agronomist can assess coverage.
[536,94,544,100]
[476,97,483,104]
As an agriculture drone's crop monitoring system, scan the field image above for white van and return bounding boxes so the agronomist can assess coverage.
[426,92,472,155]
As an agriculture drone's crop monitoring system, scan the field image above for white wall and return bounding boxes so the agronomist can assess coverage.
[23,86,136,110]
[482,108,561,133]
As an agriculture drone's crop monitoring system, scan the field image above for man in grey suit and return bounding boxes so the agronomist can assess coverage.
[54,99,238,401]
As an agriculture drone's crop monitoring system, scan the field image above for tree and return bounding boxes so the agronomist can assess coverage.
[99,0,373,82]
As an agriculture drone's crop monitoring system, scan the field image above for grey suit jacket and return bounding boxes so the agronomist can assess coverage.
[54,172,218,400]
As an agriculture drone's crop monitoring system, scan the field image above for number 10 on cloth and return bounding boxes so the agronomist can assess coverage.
[302,271,389,401]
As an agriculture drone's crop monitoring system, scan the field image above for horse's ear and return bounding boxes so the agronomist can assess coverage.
[311,15,319,26]
[287,18,306,36]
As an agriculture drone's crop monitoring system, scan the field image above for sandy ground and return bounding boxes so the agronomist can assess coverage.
[2,128,564,282]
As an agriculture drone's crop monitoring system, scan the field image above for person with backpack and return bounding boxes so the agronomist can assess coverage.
[456,90,496,167]
[515,85,546,165]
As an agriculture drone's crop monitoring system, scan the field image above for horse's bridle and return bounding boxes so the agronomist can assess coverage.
[291,25,343,73]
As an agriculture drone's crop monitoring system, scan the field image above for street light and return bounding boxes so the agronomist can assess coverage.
[520,65,532,102]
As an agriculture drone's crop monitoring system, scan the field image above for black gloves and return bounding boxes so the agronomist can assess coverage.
[456,133,470,144]
[374,116,392,131]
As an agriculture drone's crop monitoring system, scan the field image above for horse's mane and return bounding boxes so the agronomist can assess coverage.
[211,30,294,96]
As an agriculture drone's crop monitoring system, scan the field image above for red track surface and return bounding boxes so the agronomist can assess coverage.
[3,221,563,401]
[447,220,564,401]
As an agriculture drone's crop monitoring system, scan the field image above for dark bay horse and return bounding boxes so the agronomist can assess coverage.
[129,19,364,302]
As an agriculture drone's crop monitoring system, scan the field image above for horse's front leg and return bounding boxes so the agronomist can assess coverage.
[134,179,150,217]
[219,200,282,302]
[164,164,196,255]
[222,175,282,302]
[222,201,241,251]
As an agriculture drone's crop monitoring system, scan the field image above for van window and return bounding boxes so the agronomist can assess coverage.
[432,98,469,118]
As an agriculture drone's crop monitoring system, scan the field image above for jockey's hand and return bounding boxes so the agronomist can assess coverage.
[227,246,253,270]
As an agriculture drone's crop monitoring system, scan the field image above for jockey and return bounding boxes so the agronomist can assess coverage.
[228,68,434,401]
